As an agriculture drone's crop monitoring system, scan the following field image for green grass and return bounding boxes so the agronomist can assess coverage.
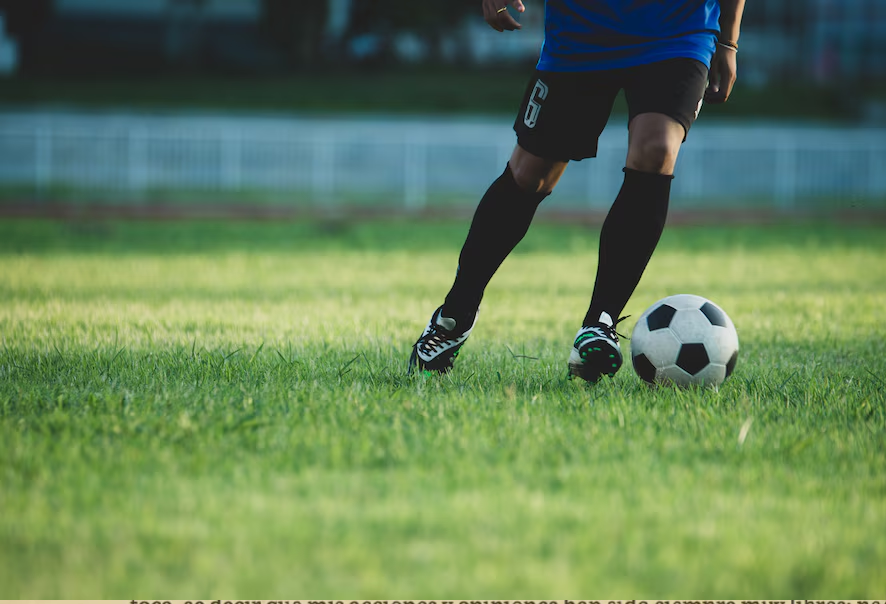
[1,219,885,597]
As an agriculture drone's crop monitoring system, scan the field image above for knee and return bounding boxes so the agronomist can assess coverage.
[507,145,568,195]
[510,162,551,195]
[629,136,680,174]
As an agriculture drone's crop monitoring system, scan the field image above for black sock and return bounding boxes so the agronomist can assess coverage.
[584,167,673,326]
[443,165,548,327]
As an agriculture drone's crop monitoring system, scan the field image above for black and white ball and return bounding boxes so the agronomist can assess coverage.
[630,294,739,388]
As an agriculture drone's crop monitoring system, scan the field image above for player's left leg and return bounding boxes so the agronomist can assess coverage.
[568,114,684,382]
[582,112,684,324]
[569,58,708,383]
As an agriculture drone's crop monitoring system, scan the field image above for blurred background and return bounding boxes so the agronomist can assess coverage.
[0,0,884,219]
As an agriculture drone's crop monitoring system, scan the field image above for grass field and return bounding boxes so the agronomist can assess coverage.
[1,219,885,597]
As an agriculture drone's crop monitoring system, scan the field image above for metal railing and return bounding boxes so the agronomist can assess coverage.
[1,111,884,212]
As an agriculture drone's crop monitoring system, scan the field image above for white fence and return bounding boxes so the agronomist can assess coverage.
[1,111,885,212]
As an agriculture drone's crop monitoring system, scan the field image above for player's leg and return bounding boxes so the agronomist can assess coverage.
[583,112,684,323]
[408,146,567,374]
[442,146,567,327]
[409,70,616,374]
[568,113,684,382]
[570,58,708,383]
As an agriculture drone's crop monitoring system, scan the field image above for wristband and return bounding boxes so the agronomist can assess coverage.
[717,41,738,52]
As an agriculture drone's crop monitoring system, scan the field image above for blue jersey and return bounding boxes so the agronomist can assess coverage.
[537,0,720,72]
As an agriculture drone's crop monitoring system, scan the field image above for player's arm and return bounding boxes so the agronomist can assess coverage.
[483,0,525,32]
[706,0,745,103]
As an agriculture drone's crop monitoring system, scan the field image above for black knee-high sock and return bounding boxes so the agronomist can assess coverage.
[443,165,548,327]
[584,167,673,326]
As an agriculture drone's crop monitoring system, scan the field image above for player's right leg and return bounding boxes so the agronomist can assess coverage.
[408,146,566,375]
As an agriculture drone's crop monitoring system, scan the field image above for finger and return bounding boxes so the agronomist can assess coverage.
[721,78,735,102]
[704,78,723,103]
[705,87,727,103]
[498,12,522,30]
[704,54,732,103]
[704,67,721,101]
[511,0,526,12]
[711,71,736,103]
[482,0,501,16]
[492,6,522,31]
[712,50,737,103]
[723,67,737,102]
[705,86,727,103]
[482,0,505,31]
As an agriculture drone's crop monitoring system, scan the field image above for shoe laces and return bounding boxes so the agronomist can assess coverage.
[612,315,630,340]
[419,324,459,355]
[593,315,630,342]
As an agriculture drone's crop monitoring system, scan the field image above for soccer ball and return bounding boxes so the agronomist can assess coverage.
[630,294,739,388]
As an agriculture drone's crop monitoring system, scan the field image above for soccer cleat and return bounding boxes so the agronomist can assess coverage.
[567,311,627,383]
[408,305,477,375]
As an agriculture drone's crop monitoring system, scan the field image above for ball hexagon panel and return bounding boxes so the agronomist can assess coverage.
[658,364,693,387]
[668,308,714,344]
[630,326,682,369]
[660,362,727,388]
[663,293,709,311]
[704,323,740,366]
[691,363,727,388]
[631,311,651,342]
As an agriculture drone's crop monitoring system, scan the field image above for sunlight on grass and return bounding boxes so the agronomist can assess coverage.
[1,220,884,597]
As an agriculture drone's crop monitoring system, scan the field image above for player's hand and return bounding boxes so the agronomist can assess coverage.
[483,0,525,32]
[705,44,738,103]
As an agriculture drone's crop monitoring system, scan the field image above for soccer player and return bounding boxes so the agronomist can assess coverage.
[408,0,745,382]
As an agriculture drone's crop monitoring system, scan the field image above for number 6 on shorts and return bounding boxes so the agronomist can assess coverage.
[523,79,549,129]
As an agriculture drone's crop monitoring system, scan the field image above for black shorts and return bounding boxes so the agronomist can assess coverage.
[513,58,709,161]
